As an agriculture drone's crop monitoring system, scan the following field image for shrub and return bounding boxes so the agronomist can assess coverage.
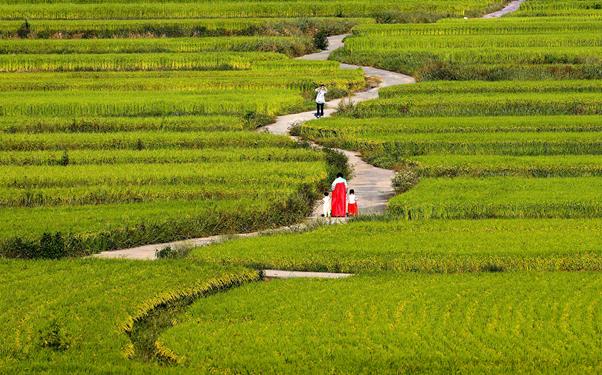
[16,20,31,38]
[393,166,419,194]
[313,29,329,50]
[242,110,274,129]
[39,320,71,352]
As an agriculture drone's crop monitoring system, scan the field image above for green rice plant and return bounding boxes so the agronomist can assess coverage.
[0,161,325,189]
[0,36,315,57]
[0,89,306,117]
[0,66,365,92]
[300,115,602,137]
[352,17,602,36]
[388,177,602,219]
[0,51,285,73]
[380,79,602,96]
[159,272,602,373]
[0,131,297,151]
[514,0,602,17]
[0,115,246,133]
[348,92,602,117]
[409,155,602,177]
[192,218,602,273]
[0,147,323,166]
[332,15,602,80]
[0,17,367,39]
[0,258,258,372]
[0,1,505,21]
[0,184,316,256]
[324,132,602,157]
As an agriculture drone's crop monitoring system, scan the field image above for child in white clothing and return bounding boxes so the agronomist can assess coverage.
[347,189,358,216]
[321,191,331,217]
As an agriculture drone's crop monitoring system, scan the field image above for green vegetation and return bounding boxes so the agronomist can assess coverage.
[0,258,259,372]
[192,218,602,273]
[514,0,602,17]
[0,17,365,39]
[389,177,602,219]
[332,16,602,79]
[2,0,602,373]
[0,1,371,258]
[0,1,505,21]
[160,272,602,373]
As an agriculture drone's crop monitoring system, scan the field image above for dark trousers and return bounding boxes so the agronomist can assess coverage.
[316,103,325,117]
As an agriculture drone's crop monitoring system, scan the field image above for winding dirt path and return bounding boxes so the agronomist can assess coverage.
[96,1,524,264]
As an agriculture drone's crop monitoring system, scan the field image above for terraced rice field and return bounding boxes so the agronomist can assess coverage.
[0,10,369,257]
[299,79,602,219]
[331,15,602,79]
[160,272,602,373]
[2,0,602,373]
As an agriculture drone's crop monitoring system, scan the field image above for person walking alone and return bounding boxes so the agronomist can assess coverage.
[315,84,327,118]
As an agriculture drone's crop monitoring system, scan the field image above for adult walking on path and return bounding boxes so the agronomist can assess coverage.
[315,84,327,118]
[331,173,348,217]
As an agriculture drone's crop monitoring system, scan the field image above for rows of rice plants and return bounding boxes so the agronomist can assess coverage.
[299,79,602,219]
[0,51,285,72]
[0,36,316,56]
[0,17,367,39]
[0,1,506,21]
[514,0,602,17]
[0,258,259,372]
[0,65,365,92]
[192,218,602,273]
[0,4,370,258]
[388,177,602,219]
[331,15,602,80]
[159,272,602,373]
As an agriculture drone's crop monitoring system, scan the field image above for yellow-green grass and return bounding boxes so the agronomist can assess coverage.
[159,272,602,373]
[0,258,259,373]
[191,218,602,273]
[389,177,602,219]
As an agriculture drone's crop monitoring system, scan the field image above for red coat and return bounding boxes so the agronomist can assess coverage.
[331,182,347,217]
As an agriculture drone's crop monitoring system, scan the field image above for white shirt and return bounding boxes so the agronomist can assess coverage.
[315,88,327,104]
[322,195,331,216]
[331,177,348,190]
[348,194,357,204]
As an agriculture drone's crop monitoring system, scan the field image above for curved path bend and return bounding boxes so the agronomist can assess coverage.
[96,1,524,266]
[267,35,415,217]
[96,35,413,262]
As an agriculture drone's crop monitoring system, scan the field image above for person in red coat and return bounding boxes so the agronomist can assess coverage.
[330,173,348,217]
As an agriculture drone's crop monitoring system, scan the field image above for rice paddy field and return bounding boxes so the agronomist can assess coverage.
[0,6,371,257]
[2,0,602,373]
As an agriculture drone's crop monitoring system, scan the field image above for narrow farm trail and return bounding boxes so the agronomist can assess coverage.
[483,0,526,18]
[266,35,415,217]
[96,1,524,263]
